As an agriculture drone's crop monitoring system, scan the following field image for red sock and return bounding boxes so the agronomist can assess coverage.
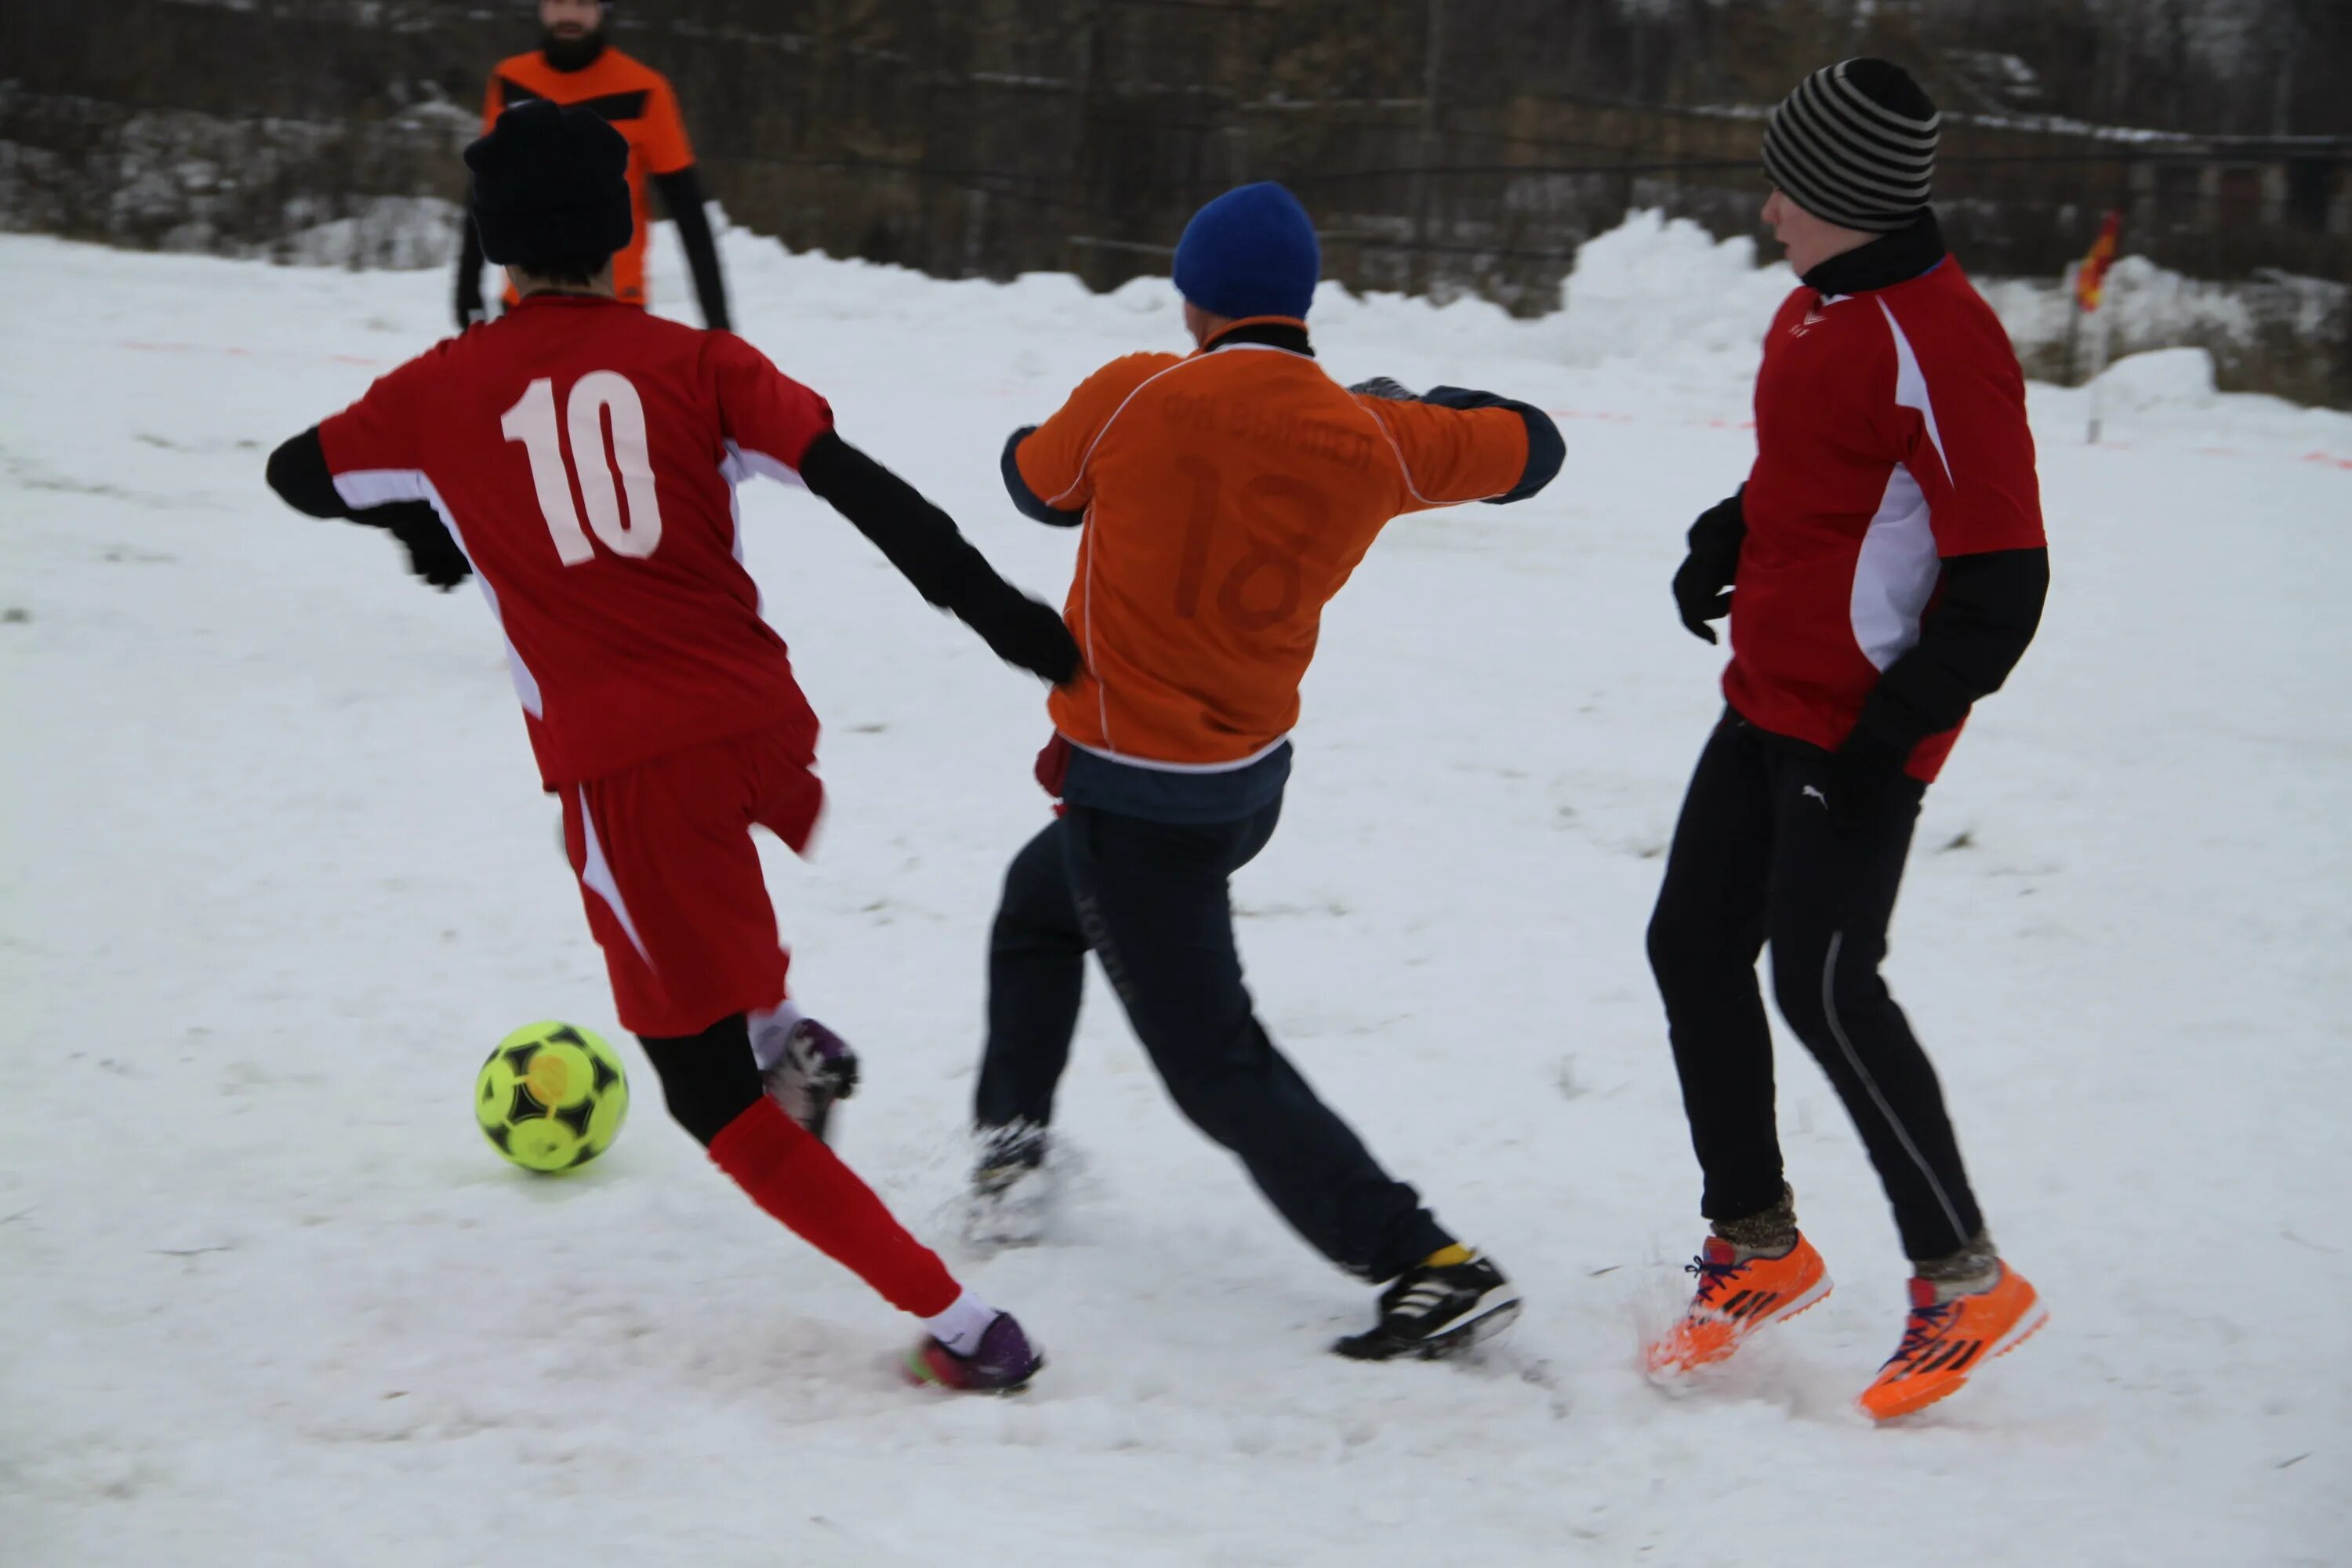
[706,1097,960,1317]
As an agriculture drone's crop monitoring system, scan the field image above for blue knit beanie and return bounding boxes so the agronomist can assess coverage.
[1173,183,1320,322]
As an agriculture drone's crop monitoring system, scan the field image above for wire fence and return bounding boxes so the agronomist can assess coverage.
[2,0,2347,401]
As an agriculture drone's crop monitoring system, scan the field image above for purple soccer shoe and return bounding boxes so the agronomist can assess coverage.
[903,1312,1044,1393]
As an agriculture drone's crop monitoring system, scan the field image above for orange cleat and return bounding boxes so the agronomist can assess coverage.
[1645,1233,1833,1375]
[1857,1262,2046,1421]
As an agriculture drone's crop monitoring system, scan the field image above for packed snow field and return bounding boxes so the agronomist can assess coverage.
[4,216,2348,1566]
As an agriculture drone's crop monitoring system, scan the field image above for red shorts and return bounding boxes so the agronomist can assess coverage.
[558,725,826,1038]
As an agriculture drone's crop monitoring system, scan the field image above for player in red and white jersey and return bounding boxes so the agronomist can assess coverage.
[1642,60,2051,1420]
[265,102,1075,1391]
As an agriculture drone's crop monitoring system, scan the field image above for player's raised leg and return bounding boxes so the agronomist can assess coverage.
[1857,1258,2045,1421]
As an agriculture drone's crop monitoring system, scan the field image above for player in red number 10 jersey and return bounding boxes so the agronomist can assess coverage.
[264,101,1075,1392]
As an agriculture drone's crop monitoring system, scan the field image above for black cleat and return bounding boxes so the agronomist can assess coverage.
[971,1120,1047,1196]
[966,1121,1052,1247]
[1334,1254,1522,1362]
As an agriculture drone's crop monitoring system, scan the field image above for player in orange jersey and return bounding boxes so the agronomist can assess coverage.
[967,183,1564,1363]
[454,1,731,332]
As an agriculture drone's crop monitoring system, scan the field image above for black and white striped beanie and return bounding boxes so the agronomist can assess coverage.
[1762,58,1940,233]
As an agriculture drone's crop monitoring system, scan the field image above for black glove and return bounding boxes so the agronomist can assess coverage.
[960,588,1081,685]
[1348,376,1420,401]
[376,502,471,591]
[1672,491,1745,644]
[1824,724,1907,829]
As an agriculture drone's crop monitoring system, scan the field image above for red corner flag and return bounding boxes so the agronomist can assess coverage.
[2075,212,2121,313]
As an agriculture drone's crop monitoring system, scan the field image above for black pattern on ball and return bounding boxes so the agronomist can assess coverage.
[475,1022,630,1174]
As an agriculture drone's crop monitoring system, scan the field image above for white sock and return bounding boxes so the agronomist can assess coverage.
[747,998,810,1073]
[920,1288,1000,1356]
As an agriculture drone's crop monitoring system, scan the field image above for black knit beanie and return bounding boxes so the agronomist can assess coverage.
[465,100,633,269]
[1762,58,1940,232]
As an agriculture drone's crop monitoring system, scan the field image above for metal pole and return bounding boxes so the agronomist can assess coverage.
[2086,303,2111,445]
[2063,261,2082,386]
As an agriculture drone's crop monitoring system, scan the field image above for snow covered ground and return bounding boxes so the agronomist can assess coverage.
[3,216,2348,1567]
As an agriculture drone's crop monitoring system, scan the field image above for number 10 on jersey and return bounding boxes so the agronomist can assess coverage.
[501,372,666,564]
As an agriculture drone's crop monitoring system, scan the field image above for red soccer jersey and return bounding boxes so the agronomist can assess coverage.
[1726,257,2045,781]
[316,295,834,786]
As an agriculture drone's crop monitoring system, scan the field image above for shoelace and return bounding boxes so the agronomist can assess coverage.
[1685,1251,1741,1305]
[1889,1301,1958,1366]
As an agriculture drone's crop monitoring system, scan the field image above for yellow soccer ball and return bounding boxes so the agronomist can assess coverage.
[474,1021,629,1174]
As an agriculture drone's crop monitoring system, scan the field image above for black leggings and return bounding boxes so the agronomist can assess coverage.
[637,1014,764,1146]
[1646,712,1984,1261]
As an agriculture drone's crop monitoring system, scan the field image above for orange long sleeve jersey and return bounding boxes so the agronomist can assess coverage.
[1004,318,1563,775]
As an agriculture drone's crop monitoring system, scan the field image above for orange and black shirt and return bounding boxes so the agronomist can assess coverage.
[456,42,729,332]
[477,46,696,308]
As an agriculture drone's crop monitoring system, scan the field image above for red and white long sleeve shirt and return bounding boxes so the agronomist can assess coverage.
[1726,256,2045,781]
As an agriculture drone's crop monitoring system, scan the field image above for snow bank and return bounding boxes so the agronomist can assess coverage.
[276,196,463,271]
[1984,257,2346,407]
[1983,257,2252,360]
[671,206,2341,413]
[100,192,2344,410]
[1545,209,1795,367]
[2091,346,2220,412]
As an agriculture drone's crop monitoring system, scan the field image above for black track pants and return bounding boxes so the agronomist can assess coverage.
[975,802,1453,1282]
[1646,712,1985,1261]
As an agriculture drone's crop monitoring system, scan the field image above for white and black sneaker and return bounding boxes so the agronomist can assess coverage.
[966,1120,1052,1247]
[760,1018,859,1143]
[1334,1253,1522,1362]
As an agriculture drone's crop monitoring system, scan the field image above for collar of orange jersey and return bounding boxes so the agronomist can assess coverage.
[1199,317,1313,358]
